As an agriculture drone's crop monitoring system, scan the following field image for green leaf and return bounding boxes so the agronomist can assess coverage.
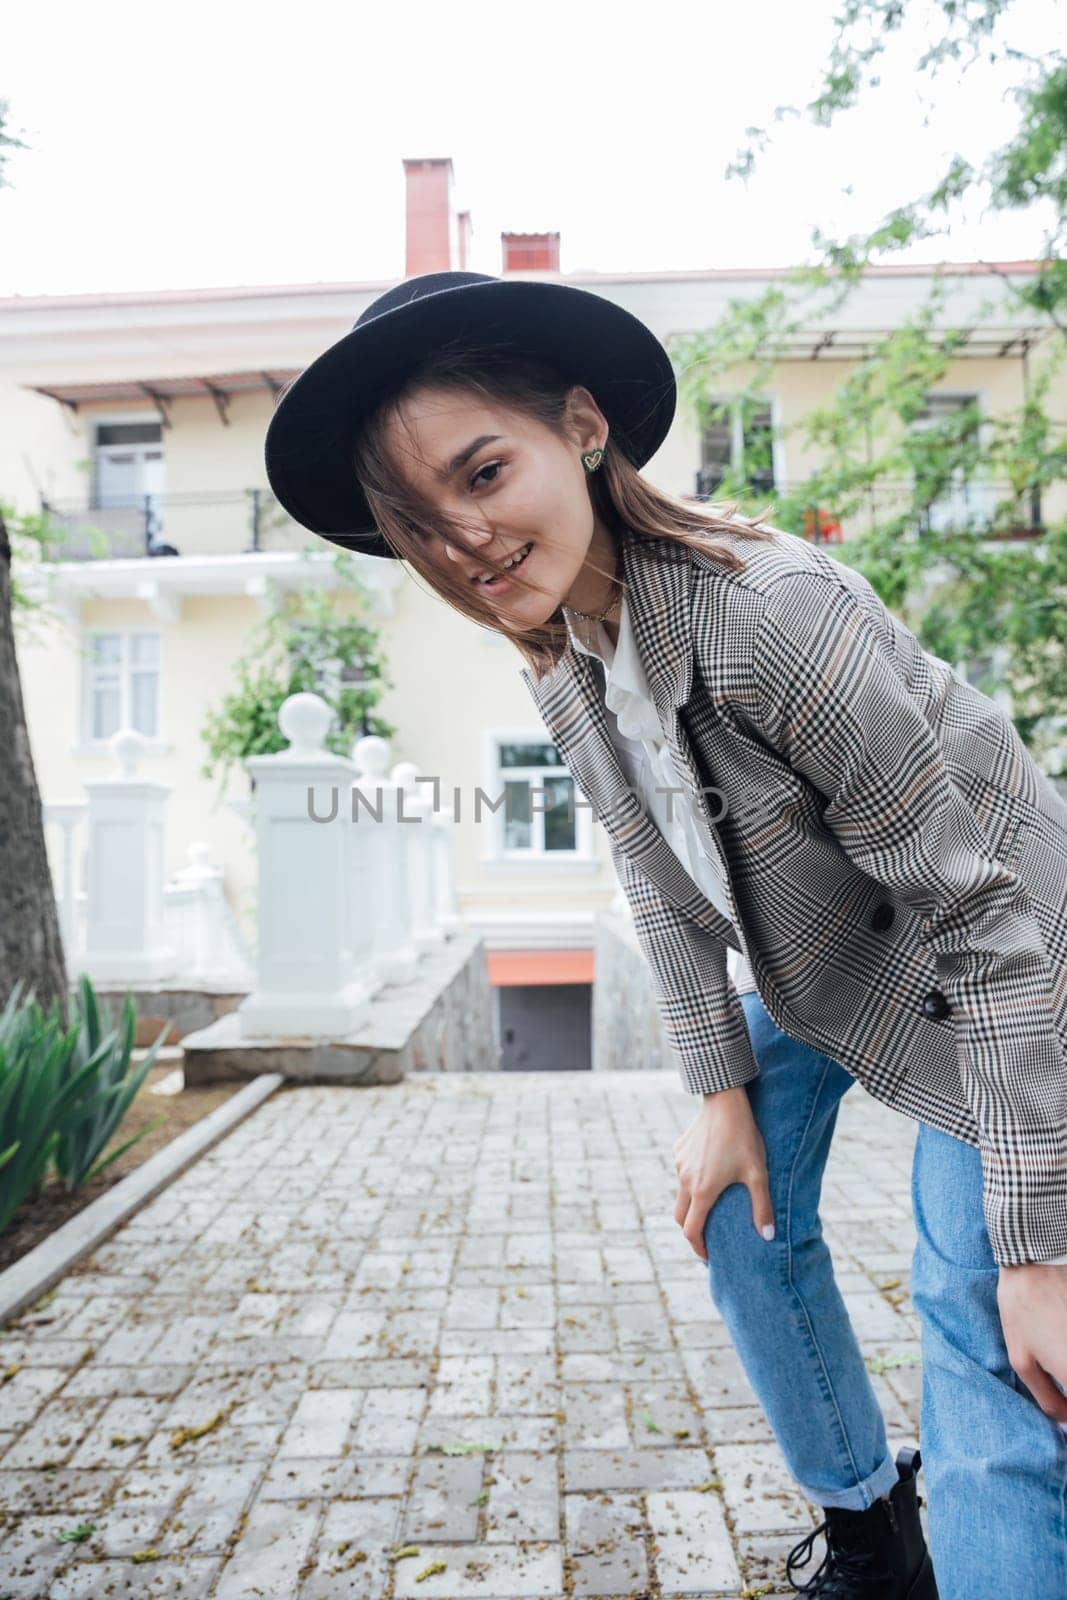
[83,1113,168,1183]
[56,1522,97,1544]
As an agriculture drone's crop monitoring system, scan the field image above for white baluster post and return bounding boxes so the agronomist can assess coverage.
[431,806,463,936]
[340,743,379,987]
[164,841,253,988]
[81,730,176,982]
[238,693,374,1038]
[392,760,444,955]
[43,799,88,962]
[351,736,418,985]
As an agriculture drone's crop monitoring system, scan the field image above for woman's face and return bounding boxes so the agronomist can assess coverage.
[378,382,616,625]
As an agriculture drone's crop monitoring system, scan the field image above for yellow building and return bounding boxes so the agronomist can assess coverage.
[2,157,1059,1070]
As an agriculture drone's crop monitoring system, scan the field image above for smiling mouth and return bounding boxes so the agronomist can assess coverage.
[476,541,534,588]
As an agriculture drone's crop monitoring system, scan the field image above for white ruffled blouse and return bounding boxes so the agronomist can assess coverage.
[561,589,734,926]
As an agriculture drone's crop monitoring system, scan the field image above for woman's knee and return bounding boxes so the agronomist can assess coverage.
[702,1181,787,1303]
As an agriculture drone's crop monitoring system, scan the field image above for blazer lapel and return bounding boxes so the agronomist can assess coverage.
[521,535,746,950]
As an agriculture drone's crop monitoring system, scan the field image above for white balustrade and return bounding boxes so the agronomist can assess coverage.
[164,841,254,987]
[238,693,375,1037]
[431,805,463,935]
[352,736,419,986]
[340,759,378,981]
[392,760,445,956]
[42,799,87,961]
[40,695,466,1012]
[80,730,177,982]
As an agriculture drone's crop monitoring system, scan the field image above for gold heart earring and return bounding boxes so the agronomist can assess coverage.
[581,446,605,473]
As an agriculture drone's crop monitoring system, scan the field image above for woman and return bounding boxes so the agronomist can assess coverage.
[265,270,1067,1599]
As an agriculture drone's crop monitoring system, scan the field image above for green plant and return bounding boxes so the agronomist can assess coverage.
[200,658,293,794]
[0,974,168,1232]
[1,497,76,626]
[51,976,169,1190]
[199,550,397,800]
[673,294,1066,758]
[0,979,112,1233]
[690,0,1067,759]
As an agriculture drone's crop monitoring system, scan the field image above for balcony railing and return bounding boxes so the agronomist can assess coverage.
[693,474,1046,542]
[40,476,1048,563]
[38,488,321,562]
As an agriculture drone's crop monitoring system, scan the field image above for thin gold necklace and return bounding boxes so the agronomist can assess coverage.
[565,549,624,623]
[567,592,621,623]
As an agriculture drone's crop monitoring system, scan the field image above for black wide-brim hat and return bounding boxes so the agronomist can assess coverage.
[263,270,677,559]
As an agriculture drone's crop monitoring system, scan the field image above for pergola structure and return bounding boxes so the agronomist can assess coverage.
[26,368,301,428]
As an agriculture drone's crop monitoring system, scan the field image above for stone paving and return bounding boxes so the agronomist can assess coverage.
[0,1067,924,1599]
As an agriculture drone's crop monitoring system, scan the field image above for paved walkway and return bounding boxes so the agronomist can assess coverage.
[0,1068,923,1599]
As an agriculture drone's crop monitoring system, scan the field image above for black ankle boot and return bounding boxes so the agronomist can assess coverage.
[784,1446,939,1598]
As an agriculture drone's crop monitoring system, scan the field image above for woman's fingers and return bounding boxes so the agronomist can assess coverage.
[745,1165,776,1241]
[1015,1358,1067,1424]
[673,1103,776,1263]
[674,1177,706,1258]
[675,1171,776,1260]
[681,1184,719,1263]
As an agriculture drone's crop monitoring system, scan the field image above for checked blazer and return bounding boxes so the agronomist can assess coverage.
[520,523,1067,1267]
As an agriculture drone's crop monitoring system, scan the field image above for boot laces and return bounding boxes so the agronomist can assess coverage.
[785,1509,888,1595]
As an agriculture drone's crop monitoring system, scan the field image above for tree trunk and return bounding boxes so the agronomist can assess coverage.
[0,510,69,1022]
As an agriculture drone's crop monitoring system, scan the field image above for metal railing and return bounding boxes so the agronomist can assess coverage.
[39,475,1048,563]
[693,474,1046,542]
[38,488,321,562]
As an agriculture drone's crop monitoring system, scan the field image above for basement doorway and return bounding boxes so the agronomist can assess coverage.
[486,949,594,1073]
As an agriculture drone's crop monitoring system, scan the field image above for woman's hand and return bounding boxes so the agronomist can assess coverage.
[672,1086,776,1263]
[997,1263,1067,1422]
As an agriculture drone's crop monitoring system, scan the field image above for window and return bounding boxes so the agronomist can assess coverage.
[697,396,777,499]
[91,419,166,537]
[911,392,995,534]
[487,736,593,860]
[82,629,161,742]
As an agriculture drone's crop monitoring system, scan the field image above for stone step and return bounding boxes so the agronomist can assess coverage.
[179,931,496,1086]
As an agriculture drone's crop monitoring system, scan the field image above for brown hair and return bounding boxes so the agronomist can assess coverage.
[350,342,779,680]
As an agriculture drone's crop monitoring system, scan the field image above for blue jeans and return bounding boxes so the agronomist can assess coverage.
[700,991,1067,1599]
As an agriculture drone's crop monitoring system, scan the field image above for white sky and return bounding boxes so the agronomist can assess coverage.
[0,0,1059,297]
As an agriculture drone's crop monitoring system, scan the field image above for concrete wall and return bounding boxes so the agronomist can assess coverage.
[592,908,674,1076]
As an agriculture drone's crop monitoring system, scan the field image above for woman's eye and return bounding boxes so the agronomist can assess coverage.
[470,460,503,491]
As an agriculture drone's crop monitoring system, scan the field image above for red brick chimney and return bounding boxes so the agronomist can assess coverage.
[403,158,456,277]
[501,232,560,273]
[456,209,474,269]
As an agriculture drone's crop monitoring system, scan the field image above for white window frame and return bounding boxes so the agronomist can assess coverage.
[699,392,785,494]
[88,413,165,498]
[74,625,170,756]
[479,726,599,871]
[911,388,997,534]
